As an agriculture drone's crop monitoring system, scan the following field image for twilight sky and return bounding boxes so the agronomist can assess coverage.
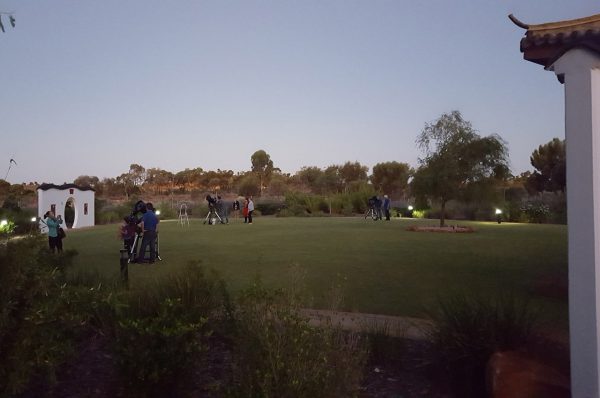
[1,0,597,184]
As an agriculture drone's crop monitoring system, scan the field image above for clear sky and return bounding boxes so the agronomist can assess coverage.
[1,0,597,184]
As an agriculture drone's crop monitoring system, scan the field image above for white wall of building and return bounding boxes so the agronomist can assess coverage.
[37,188,95,229]
[552,48,600,398]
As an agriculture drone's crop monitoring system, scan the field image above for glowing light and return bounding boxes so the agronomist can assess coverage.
[31,217,37,222]
[408,205,414,211]
[0,220,7,227]
[495,208,502,215]
[155,210,161,215]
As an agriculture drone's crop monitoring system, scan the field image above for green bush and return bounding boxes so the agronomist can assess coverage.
[114,297,209,395]
[0,237,82,395]
[155,201,177,219]
[228,283,367,397]
[255,201,284,216]
[0,207,37,235]
[425,292,538,397]
[521,201,550,223]
[111,263,229,394]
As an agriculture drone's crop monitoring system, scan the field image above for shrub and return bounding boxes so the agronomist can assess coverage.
[155,201,177,219]
[114,297,210,395]
[228,283,367,397]
[0,207,37,235]
[361,319,405,366]
[255,201,283,216]
[111,263,229,394]
[425,292,538,397]
[521,201,550,223]
[411,209,426,219]
[0,237,82,395]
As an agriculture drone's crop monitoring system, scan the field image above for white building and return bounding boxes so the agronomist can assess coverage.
[37,183,95,230]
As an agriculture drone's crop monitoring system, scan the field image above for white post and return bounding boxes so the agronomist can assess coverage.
[552,48,600,398]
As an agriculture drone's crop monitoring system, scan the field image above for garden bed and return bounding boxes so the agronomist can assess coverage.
[406,225,475,233]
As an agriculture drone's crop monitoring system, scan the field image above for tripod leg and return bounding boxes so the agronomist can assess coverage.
[156,232,162,261]
[128,234,139,263]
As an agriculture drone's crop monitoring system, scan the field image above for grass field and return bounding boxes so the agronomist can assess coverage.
[66,216,568,327]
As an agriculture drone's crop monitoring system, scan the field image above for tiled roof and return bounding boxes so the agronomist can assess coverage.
[37,183,95,191]
[510,13,600,68]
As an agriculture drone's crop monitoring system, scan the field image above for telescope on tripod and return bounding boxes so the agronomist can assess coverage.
[203,195,227,225]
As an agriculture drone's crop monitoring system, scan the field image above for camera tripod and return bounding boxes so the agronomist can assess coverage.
[127,231,162,263]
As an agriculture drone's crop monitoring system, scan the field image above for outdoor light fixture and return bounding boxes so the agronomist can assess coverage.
[0,220,7,227]
[495,208,503,224]
[155,210,161,216]
[408,205,414,211]
[31,217,37,222]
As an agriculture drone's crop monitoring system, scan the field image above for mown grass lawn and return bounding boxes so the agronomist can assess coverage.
[66,216,568,327]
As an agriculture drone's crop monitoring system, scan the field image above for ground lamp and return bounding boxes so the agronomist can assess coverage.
[495,208,502,224]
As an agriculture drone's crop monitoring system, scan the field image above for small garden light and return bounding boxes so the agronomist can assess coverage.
[31,217,37,222]
[408,205,414,211]
[0,220,7,227]
[155,210,161,216]
[495,208,503,224]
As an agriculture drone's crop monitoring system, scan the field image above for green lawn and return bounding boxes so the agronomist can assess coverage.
[66,217,568,326]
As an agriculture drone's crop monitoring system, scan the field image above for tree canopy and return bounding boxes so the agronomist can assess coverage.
[411,111,509,226]
[526,138,565,194]
[370,161,411,197]
[251,150,275,195]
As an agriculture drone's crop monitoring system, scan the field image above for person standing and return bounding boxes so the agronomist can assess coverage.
[248,196,255,224]
[138,203,159,263]
[243,198,249,223]
[382,195,391,221]
[43,211,63,253]
[375,196,383,220]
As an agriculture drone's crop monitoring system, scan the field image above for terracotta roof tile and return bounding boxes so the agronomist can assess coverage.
[510,13,600,68]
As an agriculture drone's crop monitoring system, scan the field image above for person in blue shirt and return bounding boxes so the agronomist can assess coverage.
[43,210,64,253]
[382,195,391,221]
[137,202,159,263]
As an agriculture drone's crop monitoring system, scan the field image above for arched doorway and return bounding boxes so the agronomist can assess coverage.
[64,198,76,229]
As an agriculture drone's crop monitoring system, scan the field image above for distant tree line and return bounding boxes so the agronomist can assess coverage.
[0,111,567,224]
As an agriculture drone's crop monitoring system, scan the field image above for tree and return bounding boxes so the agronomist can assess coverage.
[411,111,509,227]
[295,166,324,192]
[128,164,146,188]
[339,161,368,191]
[237,173,260,197]
[526,138,566,193]
[316,166,343,194]
[73,175,100,188]
[251,150,275,195]
[370,161,411,197]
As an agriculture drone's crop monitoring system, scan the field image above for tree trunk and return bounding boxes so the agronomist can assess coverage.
[440,200,446,227]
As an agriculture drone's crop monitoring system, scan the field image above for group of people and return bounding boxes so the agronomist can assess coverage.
[120,202,160,263]
[232,196,254,223]
[369,194,392,221]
